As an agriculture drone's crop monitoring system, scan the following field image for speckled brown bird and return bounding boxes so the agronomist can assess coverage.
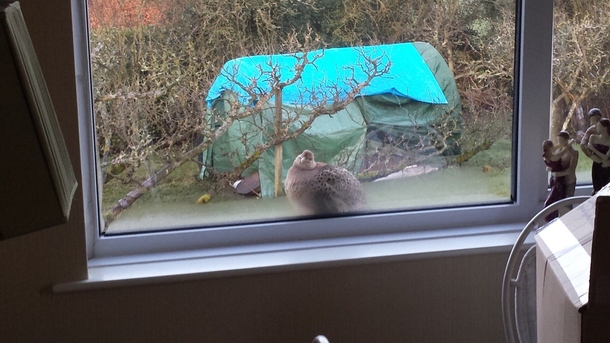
[284,150,367,215]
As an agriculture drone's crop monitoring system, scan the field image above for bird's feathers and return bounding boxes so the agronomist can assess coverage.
[285,150,366,215]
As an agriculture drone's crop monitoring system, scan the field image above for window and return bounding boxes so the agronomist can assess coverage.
[74,0,567,259]
[551,0,610,189]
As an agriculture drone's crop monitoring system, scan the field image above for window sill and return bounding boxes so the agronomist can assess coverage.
[53,222,527,293]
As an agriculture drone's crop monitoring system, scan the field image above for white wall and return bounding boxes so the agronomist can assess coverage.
[0,1,510,342]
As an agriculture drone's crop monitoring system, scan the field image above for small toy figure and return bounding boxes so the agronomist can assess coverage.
[555,131,579,197]
[542,135,575,221]
[587,117,610,194]
[581,108,607,194]
[580,108,603,158]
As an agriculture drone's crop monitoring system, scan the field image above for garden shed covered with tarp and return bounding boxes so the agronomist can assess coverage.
[202,42,461,197]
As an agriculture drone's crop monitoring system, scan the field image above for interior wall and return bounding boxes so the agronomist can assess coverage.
[0,1,509,342]
[4,252,509,343]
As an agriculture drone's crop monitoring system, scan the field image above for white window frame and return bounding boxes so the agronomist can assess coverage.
[69,0,590,272]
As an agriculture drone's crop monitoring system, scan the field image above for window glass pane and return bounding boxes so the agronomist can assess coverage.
[552,0,610,191]
[87,0,517,235]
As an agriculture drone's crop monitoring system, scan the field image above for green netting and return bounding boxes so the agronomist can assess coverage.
[202,97,366,197]
[202,42,461,197]
[357,42,462,155]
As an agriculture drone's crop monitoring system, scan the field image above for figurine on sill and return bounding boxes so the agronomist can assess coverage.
[587,117,610,194]
[580,108,607,194]
[542,134,576,221]
[555,131,579,198]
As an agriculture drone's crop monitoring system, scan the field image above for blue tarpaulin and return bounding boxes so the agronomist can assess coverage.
[206,42,448,106]
[203,42,461,197]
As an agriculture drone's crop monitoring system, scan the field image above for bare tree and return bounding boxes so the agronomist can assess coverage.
[552,2,610,137]
[101,40,389,226]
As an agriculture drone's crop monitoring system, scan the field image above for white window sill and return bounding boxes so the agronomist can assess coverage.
[53,222,527,293]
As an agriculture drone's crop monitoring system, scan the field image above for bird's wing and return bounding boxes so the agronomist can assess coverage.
[285,164,366,214]
[314,165,366,211]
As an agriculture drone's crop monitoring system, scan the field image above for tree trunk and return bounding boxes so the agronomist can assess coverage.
[274,89,283,197]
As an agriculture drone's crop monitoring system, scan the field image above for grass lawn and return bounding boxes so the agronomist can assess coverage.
[102,139,514,234]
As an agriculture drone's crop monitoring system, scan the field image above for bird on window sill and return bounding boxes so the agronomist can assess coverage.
[285,149,367,215]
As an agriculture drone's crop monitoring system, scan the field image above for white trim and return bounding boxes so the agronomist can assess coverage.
[71,0,99,259]
[93,202,526,257]
[55,222,525,292]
